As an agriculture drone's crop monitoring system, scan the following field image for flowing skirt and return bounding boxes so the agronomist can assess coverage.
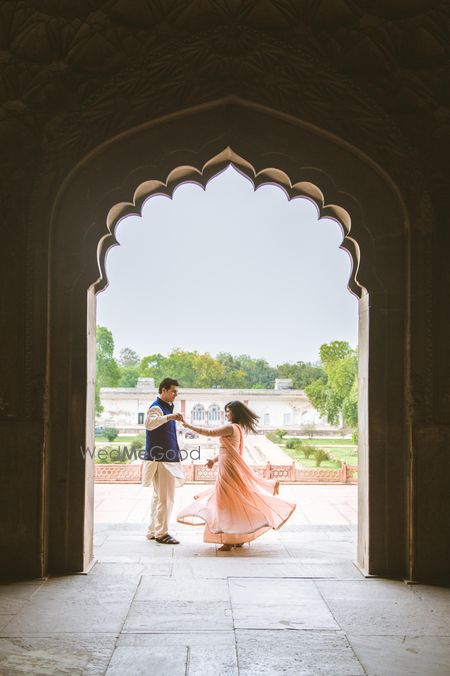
[176,453,296,544]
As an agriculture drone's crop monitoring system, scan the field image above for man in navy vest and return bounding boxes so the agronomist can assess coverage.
[142,378,185,544]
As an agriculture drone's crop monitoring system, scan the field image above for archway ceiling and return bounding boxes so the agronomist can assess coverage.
[0,0,448,209]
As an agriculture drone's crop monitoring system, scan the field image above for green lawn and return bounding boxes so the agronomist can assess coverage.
[286,437,355,446]
[327,447,358,466]
[283,446,341,469]
[299,457,341,469]
[95,435,141,443]
[278,438,358,469]
[94,441,144,464]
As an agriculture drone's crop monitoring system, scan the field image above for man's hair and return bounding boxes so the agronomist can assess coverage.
[159,378,179,393]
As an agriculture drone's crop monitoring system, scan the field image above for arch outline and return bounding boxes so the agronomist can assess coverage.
[97,146,367,299]
[44,98,410,580]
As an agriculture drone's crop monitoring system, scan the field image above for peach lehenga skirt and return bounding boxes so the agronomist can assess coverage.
[176,424,296,545]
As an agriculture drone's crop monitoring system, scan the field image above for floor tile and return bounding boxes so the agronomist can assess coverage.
[229,579,338,630]
[135,577,229,602]
[106,646,187,676]
[347,634,450,676]
[316,580,450,635]
[0,583,44,615]
[411,584,450,614]
[112,632,238,676]
[1,576,139,636]
[236,629,364,675]
[90,561,172,576]
[123,600,233,632]
[0,635,116,675]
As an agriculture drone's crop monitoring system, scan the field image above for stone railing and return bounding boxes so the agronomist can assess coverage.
[296,462,357,484]
[95,463,142,483]
[95,461,357,484]
[183,462,297,482]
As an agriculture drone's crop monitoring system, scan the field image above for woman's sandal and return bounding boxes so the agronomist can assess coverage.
[155,534,180,545]
[218,543,245,551]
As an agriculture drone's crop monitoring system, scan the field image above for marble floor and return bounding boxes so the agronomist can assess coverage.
[1,483,449,675]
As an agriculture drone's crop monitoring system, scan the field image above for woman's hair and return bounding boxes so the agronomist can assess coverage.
[225,400,259,433]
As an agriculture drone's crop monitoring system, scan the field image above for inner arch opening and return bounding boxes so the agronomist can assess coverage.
[96,150,364,299]
[89,157,366,571]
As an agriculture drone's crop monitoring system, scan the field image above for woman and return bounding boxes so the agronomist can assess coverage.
[176,401,296,551]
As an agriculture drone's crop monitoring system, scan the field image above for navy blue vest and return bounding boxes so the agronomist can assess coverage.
[144,397,181,462]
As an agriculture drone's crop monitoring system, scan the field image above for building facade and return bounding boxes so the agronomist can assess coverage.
[97,378,337,434]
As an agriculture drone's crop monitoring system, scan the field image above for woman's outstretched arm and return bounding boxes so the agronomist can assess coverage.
[182,418,234,437]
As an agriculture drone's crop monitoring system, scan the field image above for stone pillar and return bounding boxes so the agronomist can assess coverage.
[0,198,48,578]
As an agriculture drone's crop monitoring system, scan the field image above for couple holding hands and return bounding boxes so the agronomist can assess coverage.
[142,378,295,550]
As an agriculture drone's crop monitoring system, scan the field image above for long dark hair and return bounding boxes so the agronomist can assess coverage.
[225,400,259,434]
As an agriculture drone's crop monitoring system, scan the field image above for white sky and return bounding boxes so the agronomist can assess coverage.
[97,166,358,365]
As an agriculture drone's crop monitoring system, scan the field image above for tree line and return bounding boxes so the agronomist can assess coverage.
[96,326,358,428]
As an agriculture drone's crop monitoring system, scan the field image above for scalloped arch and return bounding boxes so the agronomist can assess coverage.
[97,147,364,298]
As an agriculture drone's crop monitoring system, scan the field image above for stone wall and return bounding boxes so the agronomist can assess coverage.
[0,1,448,584]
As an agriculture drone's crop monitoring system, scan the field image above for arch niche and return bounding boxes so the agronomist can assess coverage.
[46,99,409,579]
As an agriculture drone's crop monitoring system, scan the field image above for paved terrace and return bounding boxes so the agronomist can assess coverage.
[0,484,449,674]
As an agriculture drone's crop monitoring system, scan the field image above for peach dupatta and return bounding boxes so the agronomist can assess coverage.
[176,423,296,545]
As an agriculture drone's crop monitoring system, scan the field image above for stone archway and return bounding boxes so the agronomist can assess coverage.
[46,98,409,579]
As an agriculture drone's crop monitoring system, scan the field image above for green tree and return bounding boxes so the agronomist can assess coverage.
[314,448,330,467]
[95,382,103,416]
[139,349,281,389]
[140,353,165,382]
[216,353,248,388]
[118,347,140,367]
[305,341,358,427]
[303,445,314,459]
[96,326,120,414]
[130,435,145,453]
[286,438,303,450]
[118,366,140,388]
[233,354,277,388]
[163,349,199,387]
[96,325,115,360]
[276,361,325,389]
[320,340,354,365]
[104,427,119,441]
[192,352,226,387]
[96,326,120,386]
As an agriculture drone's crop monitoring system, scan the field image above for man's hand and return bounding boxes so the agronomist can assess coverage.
[206,458,215,469]
[170,413,183,421]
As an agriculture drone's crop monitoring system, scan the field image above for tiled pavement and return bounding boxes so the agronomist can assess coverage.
[1,484,449,675]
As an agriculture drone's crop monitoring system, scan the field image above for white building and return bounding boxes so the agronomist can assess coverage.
[97,378,337,434]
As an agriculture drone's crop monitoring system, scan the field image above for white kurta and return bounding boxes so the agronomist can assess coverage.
[141,404,185,488]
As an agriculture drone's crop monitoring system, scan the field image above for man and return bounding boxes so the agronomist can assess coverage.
[141,377,185,544]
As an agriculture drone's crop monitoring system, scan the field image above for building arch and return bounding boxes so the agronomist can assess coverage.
[208,404,221,423]
[191,403,205,423]
[46,98,409,580]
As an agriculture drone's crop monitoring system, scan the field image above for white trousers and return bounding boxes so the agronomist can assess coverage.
[147,463,176,538]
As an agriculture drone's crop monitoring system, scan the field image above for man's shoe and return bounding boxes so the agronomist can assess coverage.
[155,534,180,544]
[146,534,155,540]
